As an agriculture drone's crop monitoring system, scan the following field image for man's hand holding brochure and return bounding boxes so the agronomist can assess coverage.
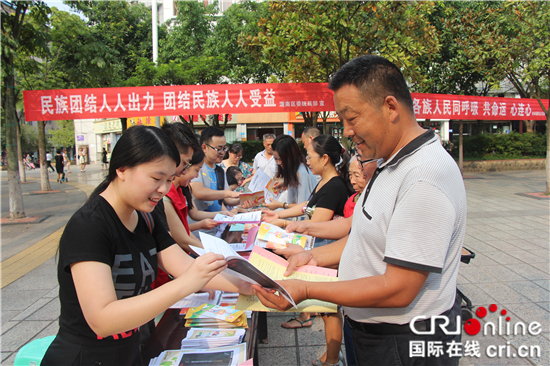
[192,233,337,313]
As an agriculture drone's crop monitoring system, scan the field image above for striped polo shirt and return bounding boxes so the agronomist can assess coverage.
[339,129,466,325]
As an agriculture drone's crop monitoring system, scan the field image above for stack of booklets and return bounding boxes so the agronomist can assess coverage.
[180,328,246,349]
[181,304,248,329]
[148,344,247,366]
[254,222,315,250]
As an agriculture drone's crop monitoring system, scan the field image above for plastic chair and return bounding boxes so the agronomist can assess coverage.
[14,335,55,366]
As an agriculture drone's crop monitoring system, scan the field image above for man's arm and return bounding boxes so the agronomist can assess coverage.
[190,181,239,201]
[254,263,429,311]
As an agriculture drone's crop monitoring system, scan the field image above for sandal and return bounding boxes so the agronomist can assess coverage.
[312,351,344,366]
[281,317,312,329]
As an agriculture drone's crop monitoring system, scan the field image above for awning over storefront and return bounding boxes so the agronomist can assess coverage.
[23,83,548,122]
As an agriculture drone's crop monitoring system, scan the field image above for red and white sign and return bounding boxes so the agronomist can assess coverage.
[22,83,548,121]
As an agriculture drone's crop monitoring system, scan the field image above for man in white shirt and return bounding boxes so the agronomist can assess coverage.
[45,152,55,172]
[253,55,466,366]
[252,134,277,179]
[301,127,320,149]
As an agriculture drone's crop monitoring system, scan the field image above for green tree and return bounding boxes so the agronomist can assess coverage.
[212,0,275,83]
[49,120,75,149]
[249,1,439,128]
[16,6,118,191]
[2,0,51,218]
[453,1,550,192]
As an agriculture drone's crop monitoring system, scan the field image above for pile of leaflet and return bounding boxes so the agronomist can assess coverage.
[149,344,248,366]
[180,328,246,349]
[181,303,249,329]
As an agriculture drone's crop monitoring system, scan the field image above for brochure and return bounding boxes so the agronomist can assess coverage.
[169,291,221,309]
[181,328,246,349]
[235,246,339,313]
[238,191,265,206]
[149,343,246,366]
[184,304,244,323]
[255,222,315,250]
[247,168,270,192]
[196,233,298,310]
[213,211,261,224]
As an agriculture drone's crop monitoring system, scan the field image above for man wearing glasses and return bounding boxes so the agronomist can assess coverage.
[253,55,466,366]
[252,133,277,179]
[191,126,240,213]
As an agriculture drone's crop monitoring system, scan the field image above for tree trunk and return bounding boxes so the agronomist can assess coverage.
[17,121,26,183]
[121,118,128,133]
[525,120,535,133]
[5,74,26,219]
[300,112,319,128]
[38,120,52,191]
[459,122,464,176]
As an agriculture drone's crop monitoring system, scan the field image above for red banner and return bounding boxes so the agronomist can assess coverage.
[22,83,548,121]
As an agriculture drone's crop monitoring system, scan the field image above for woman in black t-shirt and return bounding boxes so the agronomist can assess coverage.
[42,126,252,366]
[263,134,351,228]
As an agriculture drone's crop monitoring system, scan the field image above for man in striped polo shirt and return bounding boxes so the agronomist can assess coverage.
[253,55,466,365]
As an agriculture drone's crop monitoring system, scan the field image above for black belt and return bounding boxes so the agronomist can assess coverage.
[345,316,430,336]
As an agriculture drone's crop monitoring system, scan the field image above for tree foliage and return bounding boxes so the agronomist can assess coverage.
[250,1,439,84]
[49,120,75,148]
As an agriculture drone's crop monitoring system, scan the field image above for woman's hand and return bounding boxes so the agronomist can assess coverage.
[261,210,279,223]
[264,200,282,211]
[200,219,220,230]
[219,210,234,217]
[241,200,257,209]
[177,253,227,294]
[273,243,305,259]
[286,221,310,234]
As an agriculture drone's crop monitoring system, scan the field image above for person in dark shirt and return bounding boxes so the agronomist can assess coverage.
[54,149,64,183]
[41,126,253,366]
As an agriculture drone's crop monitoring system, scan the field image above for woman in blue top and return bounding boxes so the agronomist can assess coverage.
[264,134,317,211]
[42,126,252,366]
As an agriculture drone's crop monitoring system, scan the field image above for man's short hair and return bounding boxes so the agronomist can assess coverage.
[263,134,276,141]
[161,122,200,154]
[302,127,320,138]
[200,126,225,145]
[328,55,414,113]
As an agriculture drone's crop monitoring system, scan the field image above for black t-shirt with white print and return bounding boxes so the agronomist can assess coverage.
[57,195,175,346]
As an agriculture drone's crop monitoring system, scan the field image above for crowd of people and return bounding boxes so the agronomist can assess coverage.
[43,55,466,366]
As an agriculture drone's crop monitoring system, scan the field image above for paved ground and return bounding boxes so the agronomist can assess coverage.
[1,166,548,365]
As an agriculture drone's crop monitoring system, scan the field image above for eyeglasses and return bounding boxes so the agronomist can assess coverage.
[306,154,321,161]
[181,157,192,172]
[358,158,376,169]
[205,144,228,154]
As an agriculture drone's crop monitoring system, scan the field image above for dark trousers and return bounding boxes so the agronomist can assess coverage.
[348,294,461,366]
[46,161,55,172]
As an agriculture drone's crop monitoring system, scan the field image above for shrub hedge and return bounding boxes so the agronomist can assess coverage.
[450,132,546,160]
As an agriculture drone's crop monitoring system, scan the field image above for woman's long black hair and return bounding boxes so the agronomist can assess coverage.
[311,134,353,194]
[272,134,308,190]
[181,147,205,211]
[89,125,181,201]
